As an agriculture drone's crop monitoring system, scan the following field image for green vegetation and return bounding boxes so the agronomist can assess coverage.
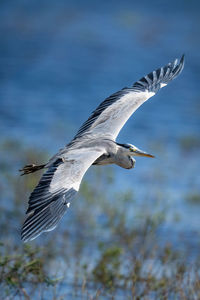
[185,192,200,204]
[0,139,199,299]
[0,244,59,298]
[179,135,200,152]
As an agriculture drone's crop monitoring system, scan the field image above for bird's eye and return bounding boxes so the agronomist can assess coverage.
[130,147,134,152]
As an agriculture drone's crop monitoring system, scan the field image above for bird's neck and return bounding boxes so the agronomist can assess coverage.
[116,145,130,156]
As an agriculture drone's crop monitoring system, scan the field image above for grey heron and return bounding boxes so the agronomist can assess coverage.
[20,55,185,242]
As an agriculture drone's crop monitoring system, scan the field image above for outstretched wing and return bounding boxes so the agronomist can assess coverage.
[21,147,104,242]
[69,55,184,144]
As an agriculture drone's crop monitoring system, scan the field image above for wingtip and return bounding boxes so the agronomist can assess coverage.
[21,226,41,243]
[168,54,185,81]
[176,54,185,76]
[178,53,185,66]
[21,231,30,243]
[180,54,185,67]
[21,236,28,243]
[180,53,185,62]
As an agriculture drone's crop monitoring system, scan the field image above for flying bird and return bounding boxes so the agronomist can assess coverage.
[20,55,185,242]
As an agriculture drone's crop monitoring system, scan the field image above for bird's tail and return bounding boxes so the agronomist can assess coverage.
[19,163,46,176]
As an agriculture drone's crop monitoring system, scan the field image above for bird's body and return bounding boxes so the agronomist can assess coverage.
[20,55,185,242]
[50,138,136,169]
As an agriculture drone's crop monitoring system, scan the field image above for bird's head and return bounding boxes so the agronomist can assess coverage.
[117,143,155,158]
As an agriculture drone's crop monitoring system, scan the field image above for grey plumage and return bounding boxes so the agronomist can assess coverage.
[21,55,185,242]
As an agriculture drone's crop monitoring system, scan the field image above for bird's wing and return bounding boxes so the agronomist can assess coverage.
[69,55,184,144]
[21,147,104,242]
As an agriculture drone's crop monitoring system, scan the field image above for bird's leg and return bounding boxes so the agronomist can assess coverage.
[19,163,46,175]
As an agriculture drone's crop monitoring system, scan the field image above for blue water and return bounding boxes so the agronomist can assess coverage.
[0,0,200,249]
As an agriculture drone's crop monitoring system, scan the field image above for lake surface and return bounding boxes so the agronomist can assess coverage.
[0,0,200,296]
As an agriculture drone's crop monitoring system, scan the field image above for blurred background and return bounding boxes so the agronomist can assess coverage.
[0,0,200,299]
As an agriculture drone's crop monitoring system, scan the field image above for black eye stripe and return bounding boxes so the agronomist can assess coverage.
[116,142,130,149]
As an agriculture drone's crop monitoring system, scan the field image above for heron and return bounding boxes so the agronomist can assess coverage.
[20,55,185,242]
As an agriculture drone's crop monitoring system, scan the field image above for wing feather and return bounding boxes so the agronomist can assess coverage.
[69,55,184,143]
[21,148,104,242]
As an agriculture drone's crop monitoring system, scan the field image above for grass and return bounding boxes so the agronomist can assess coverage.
[0,139,199,299]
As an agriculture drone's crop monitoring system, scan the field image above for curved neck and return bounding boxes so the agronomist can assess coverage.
[115,146,135,169]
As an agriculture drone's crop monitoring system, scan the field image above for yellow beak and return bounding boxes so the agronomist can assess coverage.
[133,149,155,158]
